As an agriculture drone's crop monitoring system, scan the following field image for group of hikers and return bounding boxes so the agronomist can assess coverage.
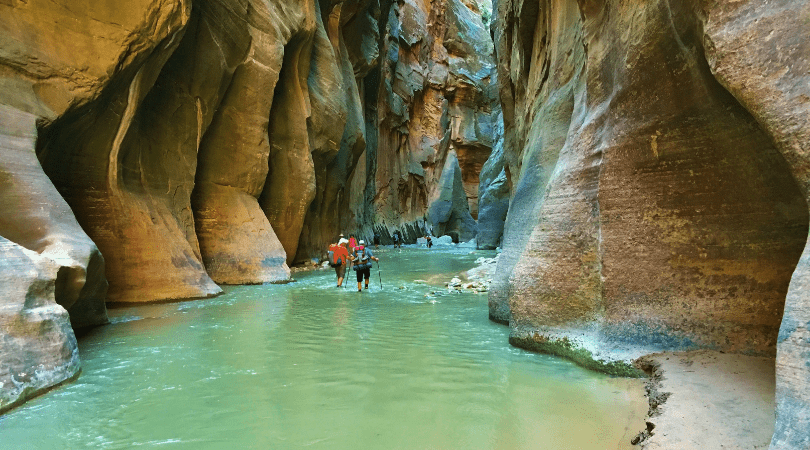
[326,231,433,290]
[327,234,379,291]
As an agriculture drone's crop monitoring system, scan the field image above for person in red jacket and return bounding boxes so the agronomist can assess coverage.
[328,238,350,287]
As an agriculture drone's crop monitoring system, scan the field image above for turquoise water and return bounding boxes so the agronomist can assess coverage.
[0,247,646,449]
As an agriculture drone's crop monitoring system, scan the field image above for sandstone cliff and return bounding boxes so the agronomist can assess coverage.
[490,0,810,447]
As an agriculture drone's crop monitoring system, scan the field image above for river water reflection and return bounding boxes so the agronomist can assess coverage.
[0,247,647,449]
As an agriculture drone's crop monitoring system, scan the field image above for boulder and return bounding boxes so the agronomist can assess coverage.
[0,237,79,413]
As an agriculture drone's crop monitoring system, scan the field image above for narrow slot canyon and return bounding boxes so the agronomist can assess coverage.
[1,0,809,448]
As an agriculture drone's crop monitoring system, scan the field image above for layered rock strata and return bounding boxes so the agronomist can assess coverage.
[490,0,810,447]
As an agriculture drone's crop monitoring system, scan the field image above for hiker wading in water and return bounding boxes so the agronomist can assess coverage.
[328,238,350,287]
[351,240,379,292]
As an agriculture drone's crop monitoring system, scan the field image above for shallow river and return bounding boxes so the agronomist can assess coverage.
[1,247,647,449]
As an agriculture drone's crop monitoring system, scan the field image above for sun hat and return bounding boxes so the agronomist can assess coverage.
[338,238,348,245]
[359,240,365,245]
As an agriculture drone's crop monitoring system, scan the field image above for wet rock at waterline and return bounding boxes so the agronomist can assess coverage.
[0,238,80,413]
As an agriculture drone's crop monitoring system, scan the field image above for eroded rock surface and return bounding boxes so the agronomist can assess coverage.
[0,237,79,413]
[356,0,499,243]
[702,3,810,447]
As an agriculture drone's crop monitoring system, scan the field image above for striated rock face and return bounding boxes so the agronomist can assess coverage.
[0,237,80,413]
[4,0,500,302]
[352,0,498,243]
[0,105,108,329]
[0,0,184,326]
[491,0,810,447]
[702,4,810,448]
[292,0,375,264]
[33,0,216,303]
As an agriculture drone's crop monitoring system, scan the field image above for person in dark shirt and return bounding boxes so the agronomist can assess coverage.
[351,240,379,291]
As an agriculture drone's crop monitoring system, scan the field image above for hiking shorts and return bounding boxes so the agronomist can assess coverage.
[356,266,371,283]
[334,263,346,279]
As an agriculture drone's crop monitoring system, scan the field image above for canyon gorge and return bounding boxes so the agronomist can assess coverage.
[1,0,809,448]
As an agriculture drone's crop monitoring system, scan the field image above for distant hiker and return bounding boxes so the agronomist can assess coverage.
[373,232,380,248]
[351,240,379,291]
[393,231,401,248]
[349,234,358,251]
[426,235,433,248]
[328,238,350,287]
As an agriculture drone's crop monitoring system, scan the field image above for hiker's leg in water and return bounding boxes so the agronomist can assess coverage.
[336,264,345,287]
[363,268,371,289]
[356,268,363,292]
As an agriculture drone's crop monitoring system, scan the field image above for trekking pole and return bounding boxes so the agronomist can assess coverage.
[377,261,382,291]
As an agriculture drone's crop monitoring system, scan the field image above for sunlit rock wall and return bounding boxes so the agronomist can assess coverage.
[491,0,810,447]
[0,0,195,326]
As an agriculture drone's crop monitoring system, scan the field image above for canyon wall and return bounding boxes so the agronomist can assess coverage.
[489,0,810,447]
[347,0,500,245]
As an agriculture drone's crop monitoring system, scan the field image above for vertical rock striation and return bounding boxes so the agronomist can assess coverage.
[359,0,498,243]
[34,0,210,304]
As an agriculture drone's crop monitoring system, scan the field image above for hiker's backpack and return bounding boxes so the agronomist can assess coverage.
[328,249,342,267]
[353,248,372,271]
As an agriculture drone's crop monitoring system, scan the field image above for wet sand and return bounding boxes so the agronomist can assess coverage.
[636,350,775,449]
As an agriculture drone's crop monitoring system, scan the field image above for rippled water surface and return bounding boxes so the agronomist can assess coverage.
[0,247,646,449]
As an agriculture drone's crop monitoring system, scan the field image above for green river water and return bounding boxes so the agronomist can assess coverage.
[0,247,647,449]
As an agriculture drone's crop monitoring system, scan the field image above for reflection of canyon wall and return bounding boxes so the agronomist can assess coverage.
[490,0,810,448]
